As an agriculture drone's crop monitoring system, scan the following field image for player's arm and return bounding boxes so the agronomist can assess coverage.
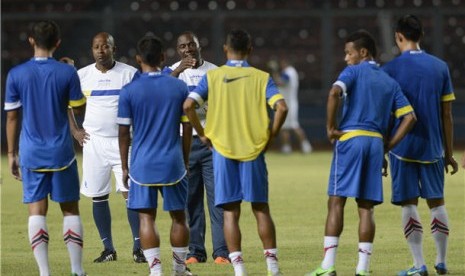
[326,85,344,142]
[6,109,21,180]
[181,122,192,170]
[270,99,288,138]
[118,124,131,189]
[183,97,210,146]
[386,112,416,151]
[67,106,89,147]
[171,57,197,78]
[441,101,458,174]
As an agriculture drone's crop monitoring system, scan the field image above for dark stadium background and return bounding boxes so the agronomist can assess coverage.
[2,0,465,150]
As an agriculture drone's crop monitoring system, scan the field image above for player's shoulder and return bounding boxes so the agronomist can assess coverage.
[201,60,218,70]
[114,61,138,73]
[77,63,96,77]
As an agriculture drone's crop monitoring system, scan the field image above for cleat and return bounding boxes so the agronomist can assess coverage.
[185,256,200,264]
[172,267,195,276]
[397,265,428,276]
[133,248,147,263]
[305,266,336,276]
[71,274,87,276]
[214,256,230,264]
[93,249,117,263]
[355,270,369,276]
[434,263,447,275]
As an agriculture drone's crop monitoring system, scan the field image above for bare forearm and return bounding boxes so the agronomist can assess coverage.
[6,111,19,155]
[271,100,288,137]
[442,107,454,158]
[181,123,192,167]
[183,99,204,137]
[386,113,416,151]
[118,126,131,170]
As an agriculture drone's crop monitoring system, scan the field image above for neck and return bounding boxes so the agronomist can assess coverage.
[34,47,54,58]
[400,41,421,52]
[96,60,115,73]
[141,64,161,73]
[227,52,247,61]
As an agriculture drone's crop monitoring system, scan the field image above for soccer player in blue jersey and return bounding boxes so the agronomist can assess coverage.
[163,31,229,265]
[69,32,145,264]
[382,15,458,276]
[306,30,416,276]
[117,35,193,276]
[5,20,86,276]
[183,29,288,276]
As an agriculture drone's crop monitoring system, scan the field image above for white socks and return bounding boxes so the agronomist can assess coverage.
[356,242,373,274]
[402,204,425,268]
[29,215,50,276]
[321,236,339,269]
[63,215,84,275]
[172,246,188,274]
[229,251,246,276]
[264,248,280,274]
[144,248,162,275]
[430,205,449,265]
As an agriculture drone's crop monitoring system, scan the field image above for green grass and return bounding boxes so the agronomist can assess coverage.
[1,152,464,275]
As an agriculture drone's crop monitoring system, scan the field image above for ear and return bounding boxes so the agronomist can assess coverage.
[360,48,368,58]
[396,32,404,43]
[28,37,35,47]
[135,54,142,65]
[160,52,166,64]
[55,39,62,48]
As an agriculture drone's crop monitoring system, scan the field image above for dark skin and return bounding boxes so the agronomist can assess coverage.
[171,33,202,77]
[183,41,288,253]
[325,42,416,242]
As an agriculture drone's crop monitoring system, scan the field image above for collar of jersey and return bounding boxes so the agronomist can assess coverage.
[143,71,162,76]
[403,49,423,55]
[32,57,52,61]
[226,60,250,67]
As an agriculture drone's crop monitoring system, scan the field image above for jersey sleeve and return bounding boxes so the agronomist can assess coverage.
[393,86,414,118]
[441,67,455,102]
[4,70,22,111]
[116,87,132,125]
[333,66,356,96]
[266,76,284,108]
[161,66,173,75]
[189,74,208,106]
[68,70,86,107]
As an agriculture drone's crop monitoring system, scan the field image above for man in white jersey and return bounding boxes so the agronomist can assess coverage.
[69,32,145,263]
[270,58,312,154]
[163,31,230,265]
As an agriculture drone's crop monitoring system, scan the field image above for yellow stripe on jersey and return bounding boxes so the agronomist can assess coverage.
[82,90,92,97]
[204,66,271,161]
[339,130,383,142]
[32,158,75,172]
[268,94,284,108]
[69,97,86,107]
[441,93,455,102]
[394,105,414,118]
[180,115,189,123]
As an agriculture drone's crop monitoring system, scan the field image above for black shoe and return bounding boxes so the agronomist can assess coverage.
[93,249,117,263]
[133,248,147,263]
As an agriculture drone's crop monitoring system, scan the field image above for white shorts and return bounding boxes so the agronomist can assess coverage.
[80,134,129,197]
[282,99,300,129]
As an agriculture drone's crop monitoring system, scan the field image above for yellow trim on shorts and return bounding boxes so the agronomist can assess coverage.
[441,93,455,102]
[389,152,438,164]
[394,105,414,118]
[339,130,383,142]
[131,171,187,187]
[32,158,75,172]
[180,115,189,123]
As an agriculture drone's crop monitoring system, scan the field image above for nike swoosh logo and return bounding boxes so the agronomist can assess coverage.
[223,75,250,83]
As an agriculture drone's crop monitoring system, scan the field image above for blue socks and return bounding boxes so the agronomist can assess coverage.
[127,207,141,250]
[93,198,114,251]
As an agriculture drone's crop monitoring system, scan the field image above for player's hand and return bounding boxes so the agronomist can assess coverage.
[122,168,129,189]
[327,129,344,144]
[8,153,21,181]
[199,135,212,149]
[178,56,197,71]
[382,155,388,177]
[59,57,75,66]
[71,128,89,147]
[444,155,458,175]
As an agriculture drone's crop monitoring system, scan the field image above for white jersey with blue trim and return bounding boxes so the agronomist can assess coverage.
[78,61,138,137]
[167,60,217,135]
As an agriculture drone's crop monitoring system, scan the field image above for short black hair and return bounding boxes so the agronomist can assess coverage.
[396,14,424,42]
[345,30,377,58]
[30,20,61,50]
[226,29,252,54]
[137,35,165,67]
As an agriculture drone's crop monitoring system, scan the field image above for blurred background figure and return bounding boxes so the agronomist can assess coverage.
[269,58,312,154]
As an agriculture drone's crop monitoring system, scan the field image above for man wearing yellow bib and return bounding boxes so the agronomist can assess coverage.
[183,29,288,276]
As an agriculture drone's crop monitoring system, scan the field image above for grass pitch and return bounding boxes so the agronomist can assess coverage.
[1,151,464,275]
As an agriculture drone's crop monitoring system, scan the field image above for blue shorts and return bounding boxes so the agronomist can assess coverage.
[127,177,188,211]
[21,160,80,203]
[328,136,384,204]
[389,153,444,205]
[212,150,268,206]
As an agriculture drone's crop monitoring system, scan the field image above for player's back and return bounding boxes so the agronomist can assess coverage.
[382,51,453,161]
[5,58,83,169]
[338,61,408,136]
[119,72,189,183]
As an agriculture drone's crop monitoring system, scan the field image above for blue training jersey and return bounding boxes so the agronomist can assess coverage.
[382,50,455,162]
[116,72,189,185]
[4,57,85,170]
[335,61,413,137]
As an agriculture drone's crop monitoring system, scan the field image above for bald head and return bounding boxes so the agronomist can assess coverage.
[92,32,116,72]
